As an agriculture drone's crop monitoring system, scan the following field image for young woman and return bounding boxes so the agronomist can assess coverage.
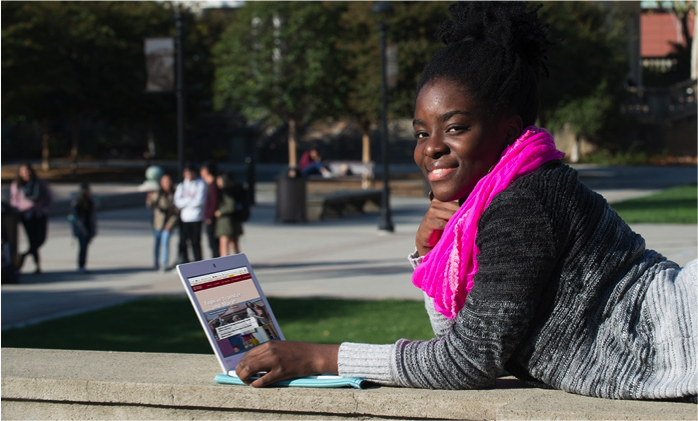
[9,162,53,274]
[146,174,179,271]
[214,172,244,257]
[70,183,96,274]
[235,2,696,402]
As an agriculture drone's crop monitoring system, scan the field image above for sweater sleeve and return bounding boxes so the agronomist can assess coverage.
[337,185,559,389]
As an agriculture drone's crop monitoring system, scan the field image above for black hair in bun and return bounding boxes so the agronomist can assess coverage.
[416,1,554,127]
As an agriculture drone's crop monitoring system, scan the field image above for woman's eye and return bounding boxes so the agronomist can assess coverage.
[414,132,428,140]
[446,126,466,133]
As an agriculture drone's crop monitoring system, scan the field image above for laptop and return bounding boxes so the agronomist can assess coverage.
[177,253,364,388]
[177,253,286,376]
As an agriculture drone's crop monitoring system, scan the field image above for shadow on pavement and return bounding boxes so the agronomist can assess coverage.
[13,267,157,284]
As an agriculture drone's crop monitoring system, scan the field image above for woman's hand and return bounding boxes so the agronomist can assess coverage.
[415,198,460,257]
[236,341,339,387]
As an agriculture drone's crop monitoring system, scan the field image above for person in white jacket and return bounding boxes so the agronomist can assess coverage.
[174,164,206,263]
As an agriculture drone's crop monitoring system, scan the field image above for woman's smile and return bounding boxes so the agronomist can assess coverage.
[427,166,456,182]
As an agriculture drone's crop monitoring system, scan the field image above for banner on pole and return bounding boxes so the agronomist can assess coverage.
[145,38,175,92]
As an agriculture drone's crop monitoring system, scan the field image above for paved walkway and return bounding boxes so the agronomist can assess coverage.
[2,165,696,330]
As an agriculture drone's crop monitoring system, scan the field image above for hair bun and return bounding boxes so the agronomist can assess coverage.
[416,1,555,127]
[436,1,551,77]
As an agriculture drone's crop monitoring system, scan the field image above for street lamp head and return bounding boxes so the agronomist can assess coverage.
[371,2,394,18]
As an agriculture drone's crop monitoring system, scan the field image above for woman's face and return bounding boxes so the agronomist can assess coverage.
[160,175,172,191]
[413,79,517,202]
[18,165,31,182]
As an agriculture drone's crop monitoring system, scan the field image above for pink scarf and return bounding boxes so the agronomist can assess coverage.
[412,126,564,319]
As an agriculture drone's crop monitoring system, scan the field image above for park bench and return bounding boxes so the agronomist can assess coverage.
[307,188,382,221]
[307,160,374,183]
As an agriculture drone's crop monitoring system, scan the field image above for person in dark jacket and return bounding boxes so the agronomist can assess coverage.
[200,161,220,259]
[70,183,96,274]
[214,172,244,257]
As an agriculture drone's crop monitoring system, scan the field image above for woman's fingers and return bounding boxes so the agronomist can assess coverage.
[416,199,460,256]
[235,342,339,387]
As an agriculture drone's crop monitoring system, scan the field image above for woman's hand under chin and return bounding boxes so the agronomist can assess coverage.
[415,197,461,257]
[235,341,340,387]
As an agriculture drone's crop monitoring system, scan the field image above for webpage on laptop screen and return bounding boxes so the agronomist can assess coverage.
[188,266,280,358]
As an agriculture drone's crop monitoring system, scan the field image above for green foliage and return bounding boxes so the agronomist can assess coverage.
[213,1,449,133]
[1,1,223,160]
[2,297,434,353]
[337,2,450,130]
[538,2,629,141]
[611,184,697,224]
[213,2,349,126]
[2,2,175,123]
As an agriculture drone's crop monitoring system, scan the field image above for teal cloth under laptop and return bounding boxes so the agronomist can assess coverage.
[177,253,367,389]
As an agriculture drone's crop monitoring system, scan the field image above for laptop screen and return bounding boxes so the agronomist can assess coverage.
[187,266,281,358]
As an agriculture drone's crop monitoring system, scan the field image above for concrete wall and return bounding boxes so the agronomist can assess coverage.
[2,348,695,420]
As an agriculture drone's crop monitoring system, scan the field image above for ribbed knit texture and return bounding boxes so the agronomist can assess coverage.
[338,343,395,385]
[336,162,697,400]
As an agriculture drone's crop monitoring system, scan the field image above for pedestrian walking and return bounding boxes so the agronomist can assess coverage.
[214,172,246,256]
[200,161,220,259]
[174,164,206,264]
[69,183,96,274]
[146,173,178,271]
[9,162,53,274]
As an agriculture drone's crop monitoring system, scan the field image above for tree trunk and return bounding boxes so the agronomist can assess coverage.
[361,126,371,164]
[70,110,79,176]
[287,118,298,178]
[41,117,51,171]
[570,133,581,163]
[361,124,374,189]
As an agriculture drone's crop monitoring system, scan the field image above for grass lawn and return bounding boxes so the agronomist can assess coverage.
[611,184,697,224]
[1,296,434,354]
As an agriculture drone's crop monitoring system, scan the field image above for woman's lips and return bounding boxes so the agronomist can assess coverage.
[428,167,456,182]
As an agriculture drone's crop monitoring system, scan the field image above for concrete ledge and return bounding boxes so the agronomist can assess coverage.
[2,348,695,420]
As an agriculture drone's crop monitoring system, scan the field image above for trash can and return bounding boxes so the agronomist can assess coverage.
[275,176,307,223]
[1,201,20,284]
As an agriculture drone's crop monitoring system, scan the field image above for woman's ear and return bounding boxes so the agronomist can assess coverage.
[504,114,524,145]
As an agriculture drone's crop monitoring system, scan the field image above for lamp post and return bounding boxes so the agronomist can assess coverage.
[372,1,394,233]
[175,10,185,180]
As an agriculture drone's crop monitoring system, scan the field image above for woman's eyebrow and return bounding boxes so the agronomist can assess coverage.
[441,110,472,122]
[413,110,472,127]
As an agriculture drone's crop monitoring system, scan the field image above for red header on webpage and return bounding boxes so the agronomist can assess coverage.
[188,266,249,285]
[191,273,251,292]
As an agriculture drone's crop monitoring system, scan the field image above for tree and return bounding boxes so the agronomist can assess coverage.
[213,1,349,175]
[2,1,186,167]
[337,2,449,165]
[537,2,629,159]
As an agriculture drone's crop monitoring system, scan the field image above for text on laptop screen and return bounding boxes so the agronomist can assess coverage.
[188,266,280,358]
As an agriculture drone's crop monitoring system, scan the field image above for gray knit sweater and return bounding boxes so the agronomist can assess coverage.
[338,162,697,400]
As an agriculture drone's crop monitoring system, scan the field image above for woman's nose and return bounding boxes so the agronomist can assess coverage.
[423,133,447,159]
